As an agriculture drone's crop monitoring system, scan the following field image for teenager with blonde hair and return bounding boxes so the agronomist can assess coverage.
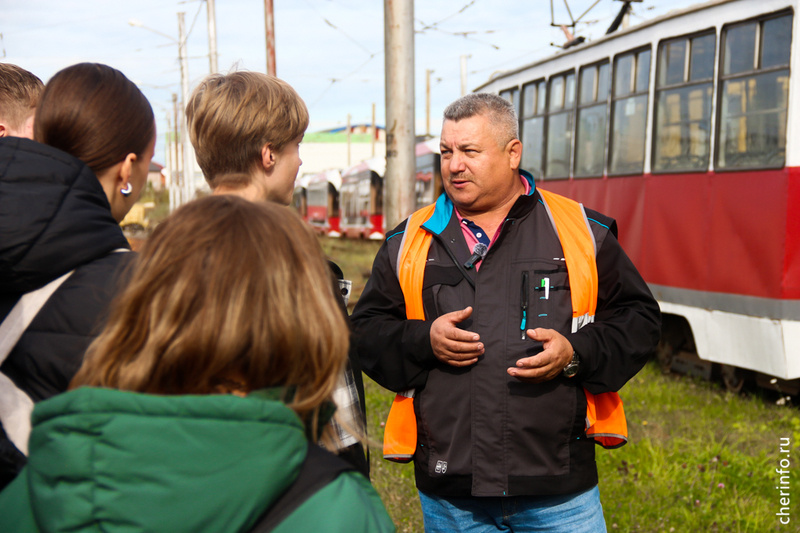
[187,70,370,477]
[0,195,395,533]
[0,63,43,139]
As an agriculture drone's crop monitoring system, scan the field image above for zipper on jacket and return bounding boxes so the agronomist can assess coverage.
[520,271,529,339]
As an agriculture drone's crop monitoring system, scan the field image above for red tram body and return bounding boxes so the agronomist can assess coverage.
[340,157,385,240]
[478,0,800,390]
[305,169,341,237]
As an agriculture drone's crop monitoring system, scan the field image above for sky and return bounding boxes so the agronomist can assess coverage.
[1,0,702,164]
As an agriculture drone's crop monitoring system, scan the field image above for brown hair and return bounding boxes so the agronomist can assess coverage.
[0,63,43,130]
[186,71,309,187]
[34,63,155,175]
[71,195,348,445]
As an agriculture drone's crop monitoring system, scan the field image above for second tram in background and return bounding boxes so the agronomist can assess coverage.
[295,138,442,239]
[479,0,800,393]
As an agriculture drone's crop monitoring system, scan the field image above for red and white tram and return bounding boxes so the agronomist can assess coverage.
[306,169,342,237]
[340,157,385,240]
[478,0,800,392]
[415,137,443,210]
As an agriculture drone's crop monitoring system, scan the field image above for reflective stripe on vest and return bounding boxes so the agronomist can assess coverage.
[382,190,627,462]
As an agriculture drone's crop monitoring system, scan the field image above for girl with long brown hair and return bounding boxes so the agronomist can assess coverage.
[0,195,394,533]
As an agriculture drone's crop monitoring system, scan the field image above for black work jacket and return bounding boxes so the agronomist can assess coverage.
[351,180,661,497]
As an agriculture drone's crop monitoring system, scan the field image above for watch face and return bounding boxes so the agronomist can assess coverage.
[563,363,579,378]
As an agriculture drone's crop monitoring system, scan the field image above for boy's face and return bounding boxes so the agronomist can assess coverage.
[267,134,304,206]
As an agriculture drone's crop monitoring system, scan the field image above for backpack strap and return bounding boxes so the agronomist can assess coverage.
[249,443,356,533]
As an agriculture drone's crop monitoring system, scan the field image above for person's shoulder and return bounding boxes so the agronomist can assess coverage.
[584,208,618,239]
[273,471,395,533]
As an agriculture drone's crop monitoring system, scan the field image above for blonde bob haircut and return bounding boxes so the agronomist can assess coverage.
[186,71,309,188]
[71,195,347,446]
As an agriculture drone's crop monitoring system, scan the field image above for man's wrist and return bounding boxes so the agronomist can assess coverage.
[562,350,580,378]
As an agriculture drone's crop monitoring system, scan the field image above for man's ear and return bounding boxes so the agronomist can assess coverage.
[507,138,523,170]
[261,144,276,174]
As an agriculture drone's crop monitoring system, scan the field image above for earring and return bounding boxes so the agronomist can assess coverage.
[120,183,133,196]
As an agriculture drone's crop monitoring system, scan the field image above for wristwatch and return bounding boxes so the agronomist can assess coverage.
[562,350,580,378]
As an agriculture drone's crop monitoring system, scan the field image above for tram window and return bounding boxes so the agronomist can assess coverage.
[545,72,575,179]
[521,80,545,177]
[718,13,792,170]
[609,49,651,175]
[500,87,521,118]
[724,23,757,75]
[575,61,610,178]
[762,16,793,69]
[653,32,715,173]
[690,34,716,81]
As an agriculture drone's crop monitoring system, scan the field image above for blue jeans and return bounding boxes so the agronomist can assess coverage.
[419,485,607,533]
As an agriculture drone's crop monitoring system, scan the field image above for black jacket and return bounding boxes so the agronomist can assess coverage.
[0,137,134,403]
[351,179,661,497]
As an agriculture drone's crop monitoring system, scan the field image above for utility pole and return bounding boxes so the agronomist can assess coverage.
[165,112,172,202]
[371,102,376,157]
[178,12,194,205]
[384,0,416,231]
[426,69,433,137]
[460,55,468,96]
[346,113,352,167]
[264,0,276,76]
[171,93,180,212]
[207,0,219,73]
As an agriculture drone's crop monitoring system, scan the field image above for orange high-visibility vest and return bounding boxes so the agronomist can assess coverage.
[382,189,627,463]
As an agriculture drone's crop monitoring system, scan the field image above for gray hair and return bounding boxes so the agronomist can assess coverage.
[442,92,519,146]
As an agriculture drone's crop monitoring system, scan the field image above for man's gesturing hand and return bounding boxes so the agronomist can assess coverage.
[430,306,484,367]
[507,328,573,383]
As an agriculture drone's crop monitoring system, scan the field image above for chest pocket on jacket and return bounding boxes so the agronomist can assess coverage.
[422,265,468,322]
[519,263,571,333]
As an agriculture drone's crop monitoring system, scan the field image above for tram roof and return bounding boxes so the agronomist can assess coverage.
[474,0,734,91]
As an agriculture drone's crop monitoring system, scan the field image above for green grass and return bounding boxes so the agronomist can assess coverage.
[321,237,800,532]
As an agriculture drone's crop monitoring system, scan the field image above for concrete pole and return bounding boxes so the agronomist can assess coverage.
[264,0,276,76]
[371,102,376,157]
[178,12,194,205]
[171,93,180,212]
[460,55,468,96]
[207,0,219,73]
[165,112,172,198]
[346,113,352,167]
[384,0,416,231]
[426,69,433,137]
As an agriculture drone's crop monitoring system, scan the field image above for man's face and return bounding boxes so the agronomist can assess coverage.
[267,134,303,205]
[440,114,521,216]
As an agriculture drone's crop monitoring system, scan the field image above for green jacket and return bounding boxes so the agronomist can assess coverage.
[0,388,394,533]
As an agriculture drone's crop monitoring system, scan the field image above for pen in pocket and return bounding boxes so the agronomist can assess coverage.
[520,271,528,339]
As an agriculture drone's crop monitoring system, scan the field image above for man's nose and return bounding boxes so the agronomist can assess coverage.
[448,152,466,173]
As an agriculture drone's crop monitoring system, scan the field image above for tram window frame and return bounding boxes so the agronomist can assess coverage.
[652,30,716,174]
[715,10,793,171]
[544,70,576,180]
[574,60,611,178]
[520,79,546,178]
[608,46,652,177]
[499,86,522,119]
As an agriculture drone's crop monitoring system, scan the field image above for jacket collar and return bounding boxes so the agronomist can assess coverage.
[422,168,538,236]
